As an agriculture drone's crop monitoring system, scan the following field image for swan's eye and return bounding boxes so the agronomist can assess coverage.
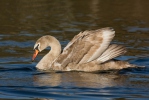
[35,44,40,50]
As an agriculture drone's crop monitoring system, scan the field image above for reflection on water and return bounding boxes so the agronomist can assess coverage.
[0,0,149,99]
[33,71,149,89]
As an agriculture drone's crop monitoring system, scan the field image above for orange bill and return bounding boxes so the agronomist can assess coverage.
[32,49,39,61]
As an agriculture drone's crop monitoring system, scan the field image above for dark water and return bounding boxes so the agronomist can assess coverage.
[0,0,149,100]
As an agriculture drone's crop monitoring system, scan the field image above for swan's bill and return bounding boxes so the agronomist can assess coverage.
[32,49,39,61]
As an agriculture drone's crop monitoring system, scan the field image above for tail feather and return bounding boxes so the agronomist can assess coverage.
[126,63,146,69]
[97,44,127,63]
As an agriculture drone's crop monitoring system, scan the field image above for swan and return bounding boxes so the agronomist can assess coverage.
[32,27,139,72]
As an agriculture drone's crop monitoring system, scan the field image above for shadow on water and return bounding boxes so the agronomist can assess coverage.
[0,0,149,100]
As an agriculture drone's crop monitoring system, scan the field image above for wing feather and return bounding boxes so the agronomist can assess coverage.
[53,27,115,68]
[97,44,127,63]
[87,29,115,62]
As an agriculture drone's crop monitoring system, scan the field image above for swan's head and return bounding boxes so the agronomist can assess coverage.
[32,35,52,61]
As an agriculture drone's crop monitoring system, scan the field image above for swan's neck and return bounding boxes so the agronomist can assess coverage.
[49,37,61,57]
[36,37,61,70]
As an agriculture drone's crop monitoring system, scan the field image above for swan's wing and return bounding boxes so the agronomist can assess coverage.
[54,27,115,68]
[97,44,127,63]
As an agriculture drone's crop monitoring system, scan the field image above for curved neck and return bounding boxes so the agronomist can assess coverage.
[48,36,61,57]
[36,36,61,70]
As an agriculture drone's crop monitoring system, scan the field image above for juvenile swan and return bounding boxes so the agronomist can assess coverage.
[32,27,138,72]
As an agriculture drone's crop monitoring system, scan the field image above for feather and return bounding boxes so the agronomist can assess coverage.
[87,29,115,62]
[54,27,116,68]
[97,44,127,63]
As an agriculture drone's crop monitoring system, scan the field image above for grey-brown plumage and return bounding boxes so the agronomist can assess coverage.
[33,27,141,72]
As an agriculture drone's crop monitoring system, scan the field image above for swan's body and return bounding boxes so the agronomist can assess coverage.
[32,27,137,72]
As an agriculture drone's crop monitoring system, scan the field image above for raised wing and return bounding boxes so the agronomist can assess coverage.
[97,44,127,63]
[53,27,115,68]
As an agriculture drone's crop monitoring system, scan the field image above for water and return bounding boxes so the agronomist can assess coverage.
[0,0,149,100]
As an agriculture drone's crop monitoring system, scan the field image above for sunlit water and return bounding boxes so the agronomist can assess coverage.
[0,0,149,100]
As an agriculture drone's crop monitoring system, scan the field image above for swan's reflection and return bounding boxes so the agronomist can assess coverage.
[33,72,62,87]
[33,71,128,88]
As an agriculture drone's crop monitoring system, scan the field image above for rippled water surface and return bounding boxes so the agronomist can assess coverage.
[0,0,149,100]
